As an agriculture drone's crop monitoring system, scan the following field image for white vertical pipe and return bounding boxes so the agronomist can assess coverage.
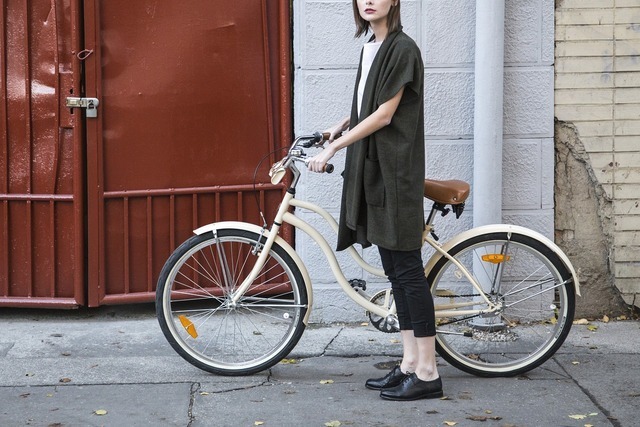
[473,0,505,227]
[472,1,506,330]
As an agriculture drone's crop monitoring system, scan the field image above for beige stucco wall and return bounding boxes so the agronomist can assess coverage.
[555,0,639,311]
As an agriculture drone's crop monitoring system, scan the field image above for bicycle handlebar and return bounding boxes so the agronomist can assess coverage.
[269,132,338,184]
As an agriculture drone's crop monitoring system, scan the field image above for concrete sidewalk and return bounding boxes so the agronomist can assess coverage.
[0,304,638,427]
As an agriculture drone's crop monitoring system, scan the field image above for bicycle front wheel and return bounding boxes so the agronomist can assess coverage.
[156,228,308,376]
[428,231,575,377]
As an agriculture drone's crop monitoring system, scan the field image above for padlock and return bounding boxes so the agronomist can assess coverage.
[86,99,98,118]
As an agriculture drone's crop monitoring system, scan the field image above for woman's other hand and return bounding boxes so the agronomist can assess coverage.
[324,116,350,143]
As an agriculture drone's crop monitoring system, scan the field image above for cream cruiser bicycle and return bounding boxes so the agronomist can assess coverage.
[156,132,580,377]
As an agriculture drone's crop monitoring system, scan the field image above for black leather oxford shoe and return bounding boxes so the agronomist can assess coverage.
[365,365,409,391]
[379,373,443,401]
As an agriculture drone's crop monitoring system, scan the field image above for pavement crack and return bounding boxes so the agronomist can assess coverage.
[321,325,345,356]
[557,362,621,427]
[187,382,201,427]
[206,381,272,394]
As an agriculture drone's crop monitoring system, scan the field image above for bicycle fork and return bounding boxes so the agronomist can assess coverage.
[229,191,295,306]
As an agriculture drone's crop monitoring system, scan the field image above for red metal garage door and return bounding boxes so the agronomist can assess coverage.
[82,0,292,306]
[0,0,291,307]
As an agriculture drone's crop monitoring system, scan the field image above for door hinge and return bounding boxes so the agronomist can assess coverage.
[66,97,100,118]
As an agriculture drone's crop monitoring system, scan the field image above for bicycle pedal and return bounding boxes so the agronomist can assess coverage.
[349,279,367,291]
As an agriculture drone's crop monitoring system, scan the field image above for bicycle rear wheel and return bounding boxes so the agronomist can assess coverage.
[156,228,308,376]
[428,231,575,377]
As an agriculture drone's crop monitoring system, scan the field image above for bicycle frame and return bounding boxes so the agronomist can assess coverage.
[224,187,500,323]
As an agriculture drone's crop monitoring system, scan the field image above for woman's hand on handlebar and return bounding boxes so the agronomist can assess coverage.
[307,117,349,172]
[324,117,350,143]
[307,143,337,173]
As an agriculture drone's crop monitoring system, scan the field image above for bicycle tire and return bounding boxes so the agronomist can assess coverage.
[156,228,308,376]
[427,231,575,377]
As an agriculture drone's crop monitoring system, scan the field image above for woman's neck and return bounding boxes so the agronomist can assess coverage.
[370,21,389,43]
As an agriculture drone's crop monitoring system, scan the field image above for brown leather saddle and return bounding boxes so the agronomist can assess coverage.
[423,179,470,205]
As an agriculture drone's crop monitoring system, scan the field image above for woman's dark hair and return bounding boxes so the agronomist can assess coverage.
[353,1,401,38]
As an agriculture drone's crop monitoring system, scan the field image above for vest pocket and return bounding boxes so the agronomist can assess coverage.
[364,158,385,207]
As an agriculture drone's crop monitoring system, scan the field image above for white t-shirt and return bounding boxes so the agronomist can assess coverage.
[357,40,383,116]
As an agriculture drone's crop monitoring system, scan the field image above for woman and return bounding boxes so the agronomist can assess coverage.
[308,0,443,401]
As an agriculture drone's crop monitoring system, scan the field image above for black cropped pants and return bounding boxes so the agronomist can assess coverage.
[378,246,436,338]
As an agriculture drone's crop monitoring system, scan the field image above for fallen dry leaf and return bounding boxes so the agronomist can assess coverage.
[325,421,341,427]
[280,358,298,365]
[254,422,264,426]
[572,361,580,365]
[573,318,589,325]
[320,379,334,385]
[602,315,609,323]
[587,325,598,331]
[444,422,457,426]
[569,414,587,420]
[59,378,72,383]
[94,409,108,416]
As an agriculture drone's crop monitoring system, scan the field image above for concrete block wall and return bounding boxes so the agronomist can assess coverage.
[294,0,556,323]
[555,0,640,308]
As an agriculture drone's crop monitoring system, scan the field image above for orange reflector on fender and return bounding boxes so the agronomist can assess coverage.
[481,254,511,264]
[178,315,198,338]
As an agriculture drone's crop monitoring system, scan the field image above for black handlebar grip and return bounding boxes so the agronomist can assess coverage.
[324,164,334,174]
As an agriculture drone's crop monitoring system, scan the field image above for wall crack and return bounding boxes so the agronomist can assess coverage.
[554,119,628,317]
